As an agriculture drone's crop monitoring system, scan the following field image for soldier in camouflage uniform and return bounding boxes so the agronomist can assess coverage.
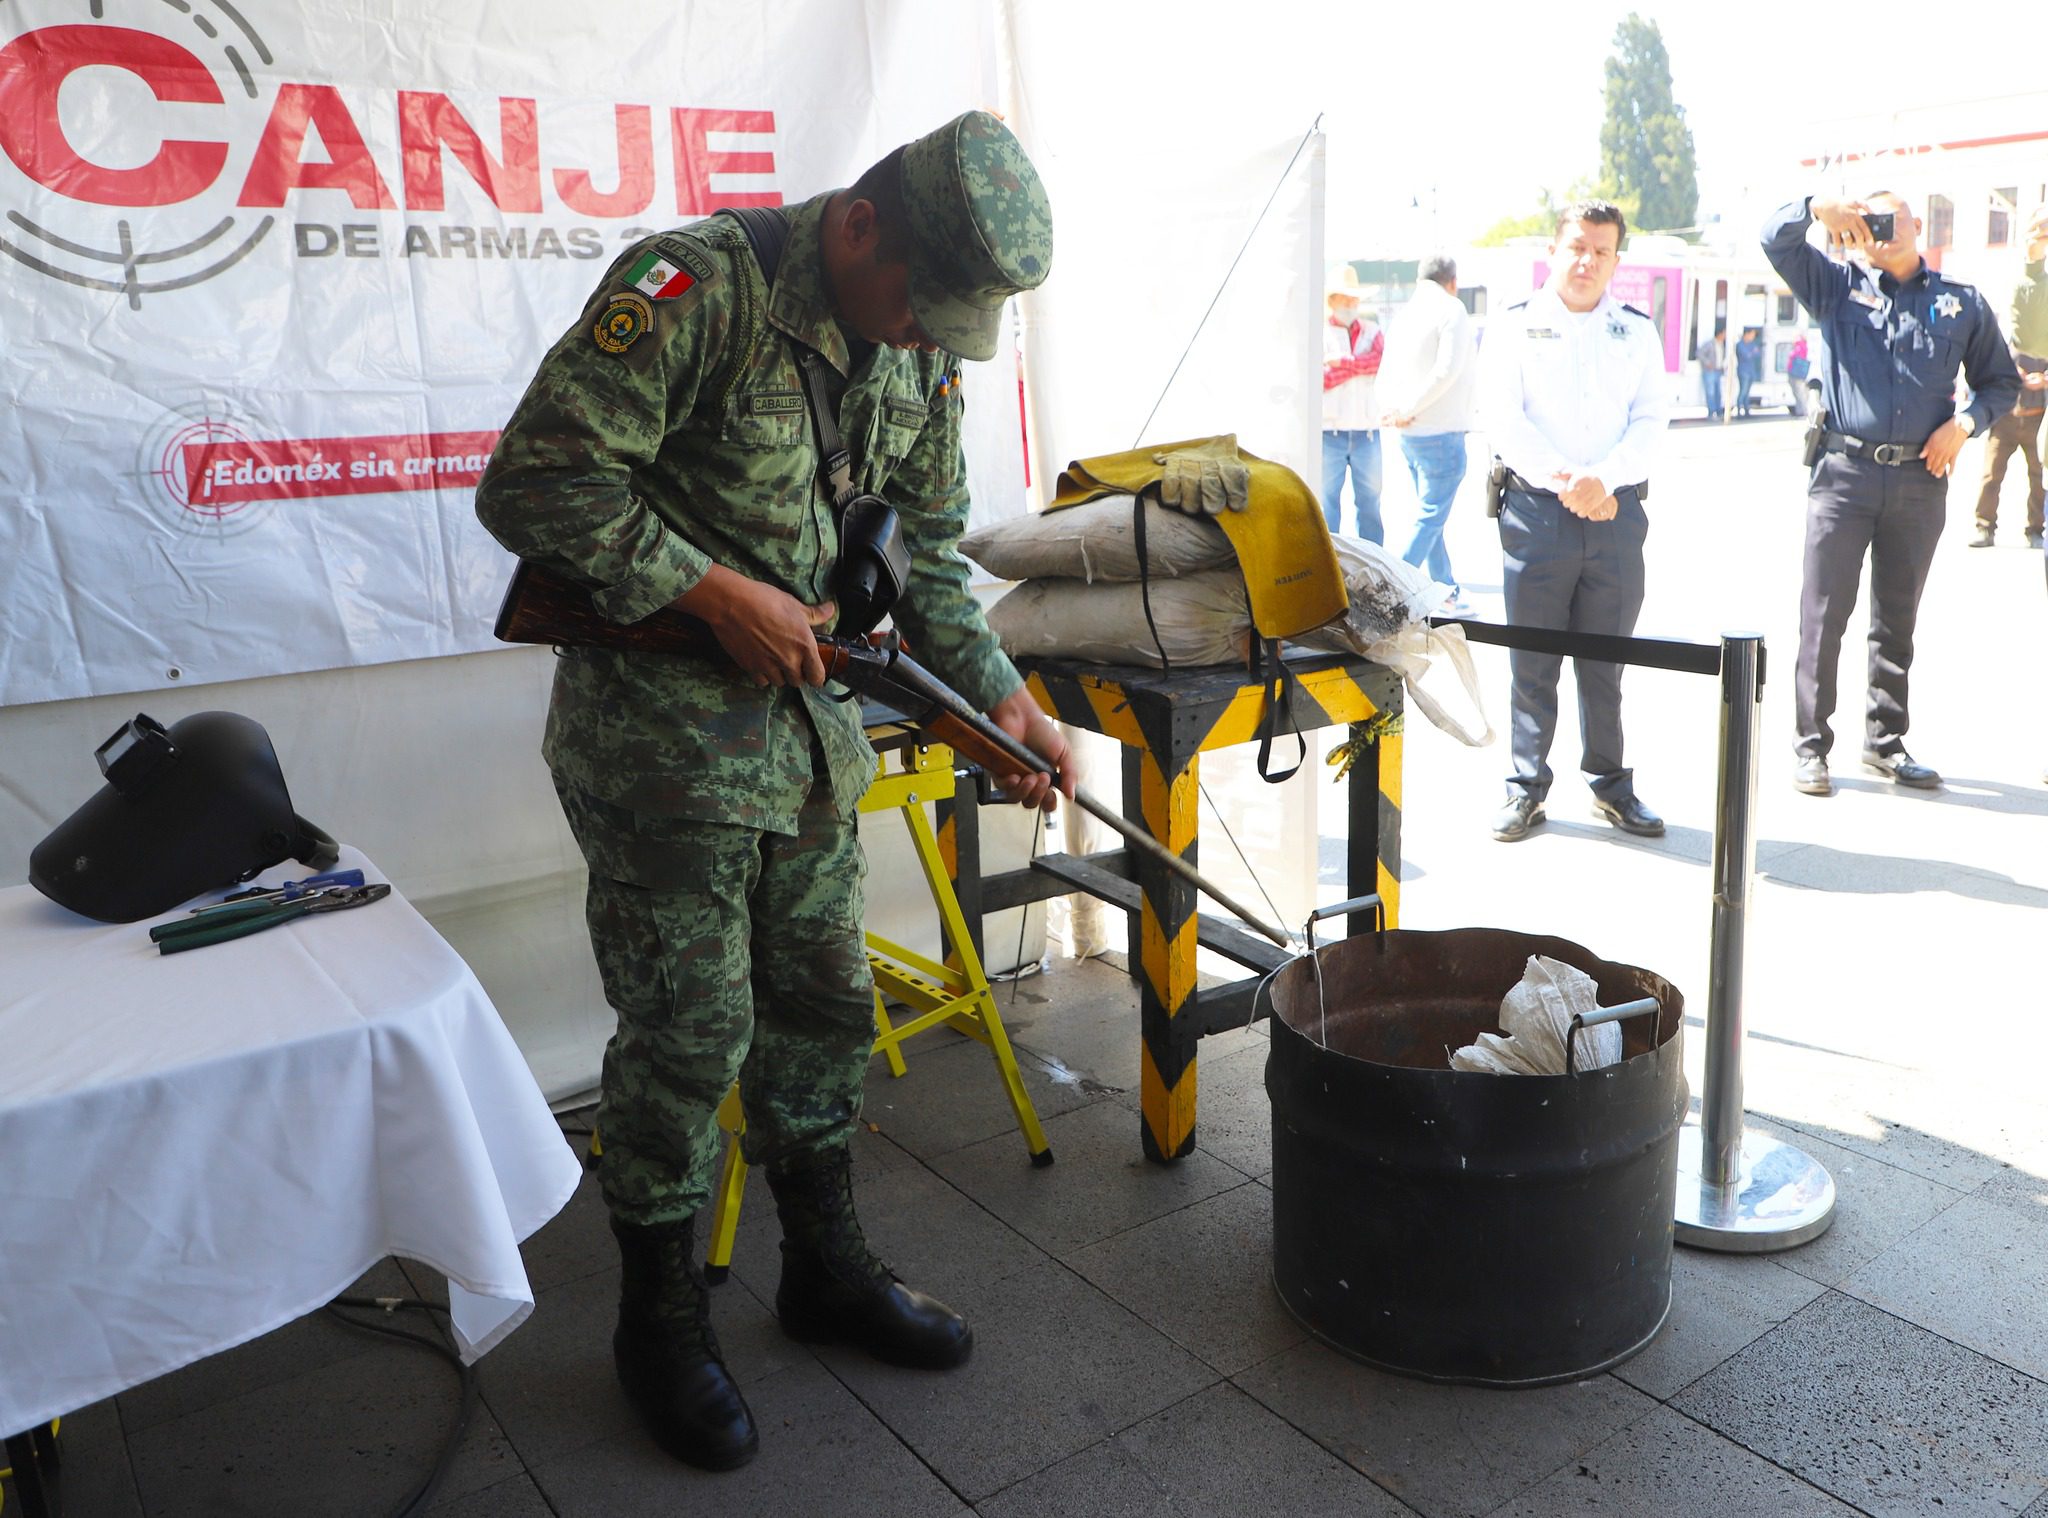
[475,111,1066,1471]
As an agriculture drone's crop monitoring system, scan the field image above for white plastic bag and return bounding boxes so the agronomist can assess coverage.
[960,496,1236,583]
[1449,956,1619,1074]
[1297,537,1493,747]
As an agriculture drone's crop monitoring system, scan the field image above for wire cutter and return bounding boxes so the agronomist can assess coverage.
[151,883,392,955]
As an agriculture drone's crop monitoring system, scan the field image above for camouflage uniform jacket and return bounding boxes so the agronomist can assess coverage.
[476,191,1023,833]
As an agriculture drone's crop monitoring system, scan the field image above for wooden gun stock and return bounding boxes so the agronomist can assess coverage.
[493,561,725,657]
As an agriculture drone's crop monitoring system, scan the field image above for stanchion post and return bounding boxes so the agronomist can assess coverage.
[1675,632,1837,1251]
[1701,634,1760,1183]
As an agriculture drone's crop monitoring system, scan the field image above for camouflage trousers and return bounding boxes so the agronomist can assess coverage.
[555,775,875,1227]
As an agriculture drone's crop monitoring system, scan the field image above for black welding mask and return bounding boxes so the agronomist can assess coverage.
[833,493,911,639]
[29,711,340,923]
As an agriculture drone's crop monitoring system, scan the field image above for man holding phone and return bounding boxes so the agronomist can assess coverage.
[1763,192,2020,796]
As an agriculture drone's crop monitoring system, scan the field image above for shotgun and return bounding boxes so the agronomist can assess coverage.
[495,562,1291,946]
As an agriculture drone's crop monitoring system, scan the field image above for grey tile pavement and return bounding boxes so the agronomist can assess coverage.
[1234,1338,1661,1518]
[527,1359,970,1518]
[976,1381,1413,1518]
[1611,1246,1825,1401]
[804,1256,1217,1503]
[428,1474,555,1517]
[1673,1292,2048,1516]
[1064,1179,1306,1376]
[1838,1191,2048,1383]
[122,1328,524,1518]
[930,1095,1250,1257]
[1483,1404,1859,1516]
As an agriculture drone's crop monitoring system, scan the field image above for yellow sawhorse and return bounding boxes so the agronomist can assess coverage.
[591,734,1052,1281]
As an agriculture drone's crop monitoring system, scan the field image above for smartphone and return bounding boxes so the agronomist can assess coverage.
[1864,211,1896,243]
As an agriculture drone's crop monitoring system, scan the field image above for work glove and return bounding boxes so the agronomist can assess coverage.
[1150,436,1250,515]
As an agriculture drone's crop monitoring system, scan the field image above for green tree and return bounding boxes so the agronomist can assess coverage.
[1597,14,1697,234]
[1474,180,1604,248]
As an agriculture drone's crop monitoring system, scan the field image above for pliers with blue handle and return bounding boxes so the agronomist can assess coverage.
[151,883,392,955]
[197,868,367,913]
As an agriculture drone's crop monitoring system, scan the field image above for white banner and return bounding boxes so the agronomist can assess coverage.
[0,0,1014,707]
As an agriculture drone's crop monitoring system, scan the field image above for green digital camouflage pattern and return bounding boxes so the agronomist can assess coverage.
[901,110,1054,363]
[558,781,875,1224]
[474,188,1024,833]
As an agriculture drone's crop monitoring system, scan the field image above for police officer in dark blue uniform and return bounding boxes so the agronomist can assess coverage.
[1764,192,2020,795]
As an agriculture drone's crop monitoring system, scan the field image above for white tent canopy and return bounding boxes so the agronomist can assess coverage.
[0,0,1325,1096]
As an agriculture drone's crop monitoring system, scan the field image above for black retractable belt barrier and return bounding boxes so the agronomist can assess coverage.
[1429,617,1834,1253]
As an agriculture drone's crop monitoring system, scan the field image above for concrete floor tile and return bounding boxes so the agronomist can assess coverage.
[1979,1158,2048,1216]
[1235,1339,1658,1518]
[993,956,1147,1094]
[1740,1112,1972,1287]
[426,1472,554,1516]
[931,1099,1249,1256]
[28,1399,142,1518]
[124,1329,524,1517]
[1613,1248,1825,1401]
[862,1031,1107,1162]
[977,1382,1410,1518]
[116,1257,416,1434]
[474,1262,804,1471]
[528,1360,967,1517]
[1840,1193,2048,1383]
[1485,1404,1858,1516]
[1065,1181,1305,1376]
[1672,1291,2048,1516]
[810,1257,1218,1502]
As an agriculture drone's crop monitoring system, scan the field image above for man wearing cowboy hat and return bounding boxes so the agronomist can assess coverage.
[1323,269,1385,541]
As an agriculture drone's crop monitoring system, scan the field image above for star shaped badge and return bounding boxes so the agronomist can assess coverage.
[1933,292,1962,319]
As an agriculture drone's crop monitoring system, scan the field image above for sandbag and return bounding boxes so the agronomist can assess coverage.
[985,570,1252,668]
[960,495,1235,583]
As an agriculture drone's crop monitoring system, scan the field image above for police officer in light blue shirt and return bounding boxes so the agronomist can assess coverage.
[1764,193,2020,796]
[1479,199,1672,843]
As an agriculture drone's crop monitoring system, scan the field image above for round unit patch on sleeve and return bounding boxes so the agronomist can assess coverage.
[594,291,655,354]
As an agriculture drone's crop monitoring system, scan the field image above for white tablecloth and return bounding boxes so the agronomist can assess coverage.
[0,847,583,1437]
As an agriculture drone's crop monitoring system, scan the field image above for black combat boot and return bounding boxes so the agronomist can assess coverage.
[610,1214,759,1470]
[766,1146,973,1369]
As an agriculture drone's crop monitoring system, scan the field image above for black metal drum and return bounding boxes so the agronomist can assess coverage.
[1266,926,1687,1387]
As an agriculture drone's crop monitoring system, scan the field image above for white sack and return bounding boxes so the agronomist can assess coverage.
[985,572,1252,668]
[960,496,1236,584]
[1449,955,1620,1074]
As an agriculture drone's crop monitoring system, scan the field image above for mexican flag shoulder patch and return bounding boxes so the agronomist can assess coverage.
[625,247,698,300]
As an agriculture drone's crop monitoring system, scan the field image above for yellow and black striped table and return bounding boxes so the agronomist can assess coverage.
[964,651,1404,1164]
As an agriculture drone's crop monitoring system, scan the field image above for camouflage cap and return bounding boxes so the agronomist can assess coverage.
[899,111,1052,362]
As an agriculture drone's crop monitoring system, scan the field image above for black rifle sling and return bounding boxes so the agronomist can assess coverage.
[722,205,856,511]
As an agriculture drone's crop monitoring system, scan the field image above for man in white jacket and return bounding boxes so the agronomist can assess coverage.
[1380,255,1478,613]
